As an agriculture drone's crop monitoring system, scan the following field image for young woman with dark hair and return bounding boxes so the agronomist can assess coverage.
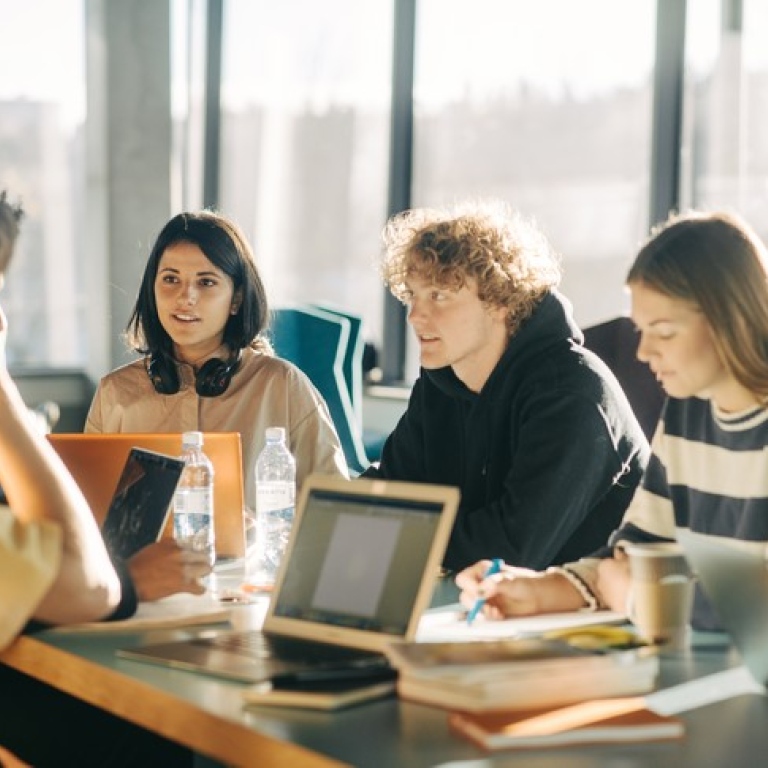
[87,210,347,602]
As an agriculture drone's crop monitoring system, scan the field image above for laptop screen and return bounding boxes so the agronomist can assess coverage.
[273,488,446,636]
[264,475,459,650]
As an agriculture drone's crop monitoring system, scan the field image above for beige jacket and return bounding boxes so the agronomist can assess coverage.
[0,507,61,649]
[85,348,348,511]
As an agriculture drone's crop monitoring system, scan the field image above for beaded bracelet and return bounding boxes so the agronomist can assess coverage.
[546,565,599,612]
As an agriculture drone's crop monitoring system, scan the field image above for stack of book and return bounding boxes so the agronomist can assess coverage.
[385,636,660,713]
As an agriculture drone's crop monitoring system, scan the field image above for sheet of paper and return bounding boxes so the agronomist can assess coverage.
[646,666,765,715]
[416,606,627,641]
[50,593,232,634]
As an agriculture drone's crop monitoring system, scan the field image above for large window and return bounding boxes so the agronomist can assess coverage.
[413,0,656,339]
[5,0,768,391]
[682,0,768,247]
[171,0,208,213]
[0,0,86,367]
[217,0,394,348]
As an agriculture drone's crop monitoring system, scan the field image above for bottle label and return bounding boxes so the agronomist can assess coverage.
[256,482,294,514]
[174,487,213,516]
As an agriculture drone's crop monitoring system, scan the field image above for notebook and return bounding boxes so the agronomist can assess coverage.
[117,474,460,684]
[47,432,245,558]
[101,447,185,560]
[448,696,684,750]
[676,528,768,686]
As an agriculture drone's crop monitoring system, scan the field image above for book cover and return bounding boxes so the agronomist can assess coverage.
[100,448,184,560]
[449,696,684,750]
[242,678,397,711]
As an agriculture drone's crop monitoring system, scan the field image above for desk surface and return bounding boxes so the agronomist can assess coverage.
[2,588,767,768]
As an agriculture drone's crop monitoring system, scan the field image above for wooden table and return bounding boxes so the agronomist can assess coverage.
[2,591,767,767]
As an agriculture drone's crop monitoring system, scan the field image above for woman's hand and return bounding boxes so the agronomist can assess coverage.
[456,559,592,620]
[456,560,546,619]
[128,538,212,602]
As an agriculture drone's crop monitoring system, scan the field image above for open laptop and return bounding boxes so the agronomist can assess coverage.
[47,432,245,558]
[676,528,768,686]
[117,474,460,684]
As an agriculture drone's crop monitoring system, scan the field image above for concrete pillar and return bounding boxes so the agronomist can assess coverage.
[85,0,172,376]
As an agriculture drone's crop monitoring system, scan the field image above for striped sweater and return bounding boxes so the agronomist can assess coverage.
[568,396,768,629]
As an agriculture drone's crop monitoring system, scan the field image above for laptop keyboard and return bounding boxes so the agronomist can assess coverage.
[192,630,381,665]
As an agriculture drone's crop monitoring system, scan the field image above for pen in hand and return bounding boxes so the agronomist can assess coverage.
[466,558,504,626]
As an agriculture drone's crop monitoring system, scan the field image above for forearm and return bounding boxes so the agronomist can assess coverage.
[33,556,121,623]
[457,563,590,618]
[0,371,120,621]
[530,571,591,613]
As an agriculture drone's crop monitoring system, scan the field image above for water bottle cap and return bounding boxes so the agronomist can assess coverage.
[265,426,286,443]
[181,431,204,447]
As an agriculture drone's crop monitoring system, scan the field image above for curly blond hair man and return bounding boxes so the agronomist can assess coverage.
[365,199,649,574]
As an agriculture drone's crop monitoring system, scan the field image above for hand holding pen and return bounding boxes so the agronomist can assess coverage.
[465,558,504,625]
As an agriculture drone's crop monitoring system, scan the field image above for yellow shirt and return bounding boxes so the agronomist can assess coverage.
[85,347,348,511]
[0,507,61,650]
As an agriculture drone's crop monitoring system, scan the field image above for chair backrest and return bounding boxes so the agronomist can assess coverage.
[311,303,365,425]
[269,305,370,474]
[582,316,665,442]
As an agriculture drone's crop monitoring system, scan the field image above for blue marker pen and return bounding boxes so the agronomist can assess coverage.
[466,558,504,625]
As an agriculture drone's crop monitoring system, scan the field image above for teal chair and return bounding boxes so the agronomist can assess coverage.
[311,303,364,425]
[269,305,370,475]
[311,304,388,464]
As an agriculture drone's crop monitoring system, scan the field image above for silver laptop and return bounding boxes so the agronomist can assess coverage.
[677,528,768,685]
[118,474,460,683]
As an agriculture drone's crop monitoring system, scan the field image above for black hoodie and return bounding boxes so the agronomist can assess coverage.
[365,291,649,572]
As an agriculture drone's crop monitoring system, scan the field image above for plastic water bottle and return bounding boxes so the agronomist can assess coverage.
[251,426,295,588]
[173,431,216,573]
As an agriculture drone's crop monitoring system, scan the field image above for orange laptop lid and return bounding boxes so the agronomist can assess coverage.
[47,432,245,558]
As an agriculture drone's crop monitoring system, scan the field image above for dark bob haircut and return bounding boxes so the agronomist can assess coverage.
[125,210,272,358]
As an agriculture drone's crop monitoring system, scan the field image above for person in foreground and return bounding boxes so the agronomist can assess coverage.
[0,191,193,766]
[0,194,120,646]
[457,210,768,630]
[0,192,120,648]
[85,209,347,601]
[364,199,649,573]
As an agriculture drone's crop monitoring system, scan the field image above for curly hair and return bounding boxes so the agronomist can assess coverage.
[380,199,561,334]
[627,210,768,401]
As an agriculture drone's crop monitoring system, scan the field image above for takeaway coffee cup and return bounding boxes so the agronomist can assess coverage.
[625,542,695,651]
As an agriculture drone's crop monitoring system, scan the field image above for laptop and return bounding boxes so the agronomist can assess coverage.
[117,474,460,684]
[676,528,768,686]
[47,432,245,558]
[101,448,185,560]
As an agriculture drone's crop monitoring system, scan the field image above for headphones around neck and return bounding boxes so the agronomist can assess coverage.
[146,348,242,397]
